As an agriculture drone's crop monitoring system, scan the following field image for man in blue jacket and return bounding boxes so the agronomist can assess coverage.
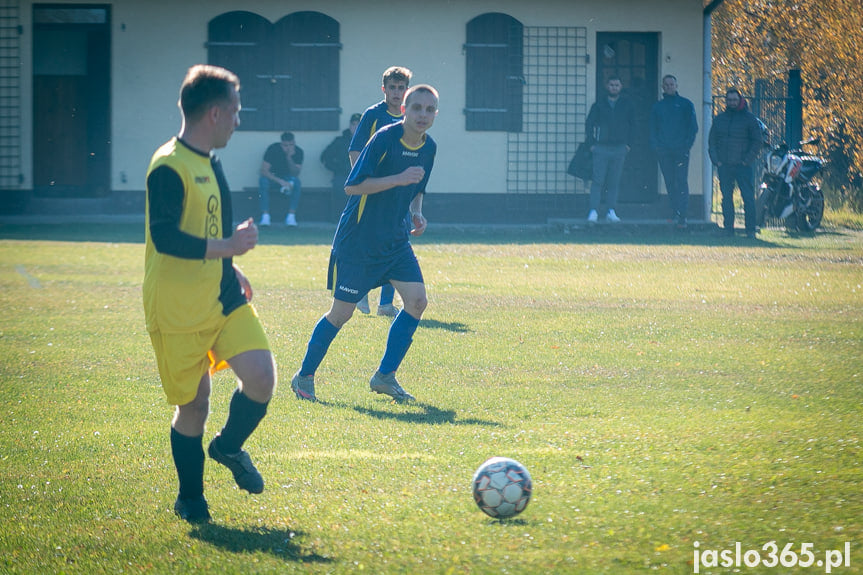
[650,75,698,228]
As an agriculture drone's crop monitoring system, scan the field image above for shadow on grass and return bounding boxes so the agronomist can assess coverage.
[1,221,857,250]
[419,318,471,332]
[484,517,531,526]
[353,402,501,427]
[189,524,332,564]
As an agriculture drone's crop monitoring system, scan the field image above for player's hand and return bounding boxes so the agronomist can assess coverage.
[398,166,425,186]
[234,265,253,302]
[410,212,427,236]
[231,218,258,256]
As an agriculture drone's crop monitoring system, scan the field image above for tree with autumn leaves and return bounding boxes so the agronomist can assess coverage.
[710,0,863,209]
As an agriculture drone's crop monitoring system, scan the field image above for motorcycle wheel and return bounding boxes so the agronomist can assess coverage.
[791,185,824,233]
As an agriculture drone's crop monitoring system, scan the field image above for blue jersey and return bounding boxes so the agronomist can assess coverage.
[349,100,403,153]
[335,122,436,262]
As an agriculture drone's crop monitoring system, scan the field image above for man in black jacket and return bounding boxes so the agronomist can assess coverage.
[650,75,698,228]
[585,76,636,223]
[321,113,361,217]
[708,88,763,237]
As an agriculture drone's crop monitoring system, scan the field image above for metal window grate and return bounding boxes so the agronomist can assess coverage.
[507,26,587,200]
[0,0,20,188]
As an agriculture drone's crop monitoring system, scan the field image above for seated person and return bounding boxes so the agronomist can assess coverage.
[259,132,303,226]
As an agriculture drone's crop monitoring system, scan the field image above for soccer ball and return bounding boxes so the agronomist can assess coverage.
[471,457,532,519]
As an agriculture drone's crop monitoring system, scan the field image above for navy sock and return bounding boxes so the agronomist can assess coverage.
[379,310,420,373]
[216,389,269,454]
[170,427,204,500]
[300,316,340,376]
[379,283,395,306]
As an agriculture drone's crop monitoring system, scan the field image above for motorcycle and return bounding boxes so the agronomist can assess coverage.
[756,138,825,233]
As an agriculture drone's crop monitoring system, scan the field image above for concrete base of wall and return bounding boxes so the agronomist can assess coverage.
[1,188,707,225]
[230,189,707,225]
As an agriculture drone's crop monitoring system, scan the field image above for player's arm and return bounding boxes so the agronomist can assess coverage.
[205,218,258,259]
[234,263,253,302]
[147,166,256,259]
[345,167,425,196]
[348,113,373,167]
[409,193,427,237]
[147,166,207,259]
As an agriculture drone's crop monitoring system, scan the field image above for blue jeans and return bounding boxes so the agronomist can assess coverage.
[259,176,302,214]
[589,144,627,212]
[717,164,755,232]
[657,150,690,219]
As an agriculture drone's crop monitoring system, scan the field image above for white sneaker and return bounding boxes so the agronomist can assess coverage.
[259,213,271,226]
[356,295,371,314]
[285,213,297,226]
[587,210,598,223]
[376,303,399,318]
[606,209,621,223]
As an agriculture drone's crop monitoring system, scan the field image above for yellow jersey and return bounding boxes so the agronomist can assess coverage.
[143,138,241,334]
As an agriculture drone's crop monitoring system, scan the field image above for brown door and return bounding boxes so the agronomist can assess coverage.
[33,6,110,197]
[595,32,658,203]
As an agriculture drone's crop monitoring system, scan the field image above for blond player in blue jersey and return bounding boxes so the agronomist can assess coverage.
[144,65,276,523]
[349,66,412,317]
[291,84,439,403]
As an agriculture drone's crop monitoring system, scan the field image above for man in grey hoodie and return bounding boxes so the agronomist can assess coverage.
[650,75,698,228]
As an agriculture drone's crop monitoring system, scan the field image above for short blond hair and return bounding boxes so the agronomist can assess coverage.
[404,84,439,106]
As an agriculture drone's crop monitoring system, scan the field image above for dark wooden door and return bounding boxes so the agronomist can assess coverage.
[33,6,110,197]
[595,32,658,203]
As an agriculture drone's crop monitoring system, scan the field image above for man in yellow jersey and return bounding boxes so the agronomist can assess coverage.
[144,65,276,523]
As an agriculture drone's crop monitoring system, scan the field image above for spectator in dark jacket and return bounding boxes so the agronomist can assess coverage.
[585,76,636,223]
[321,113,361,199]
[650,75,698,228]
[708,88,763,237]
[321,114,362,217]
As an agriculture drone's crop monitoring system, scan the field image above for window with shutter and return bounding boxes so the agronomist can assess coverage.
[465,13,523,132]
[208,11,340,131]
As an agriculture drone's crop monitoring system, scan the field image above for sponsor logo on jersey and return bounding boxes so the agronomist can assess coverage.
[206,195,220,239]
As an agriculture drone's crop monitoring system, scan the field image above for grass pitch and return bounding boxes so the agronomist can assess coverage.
[0,223,860,574]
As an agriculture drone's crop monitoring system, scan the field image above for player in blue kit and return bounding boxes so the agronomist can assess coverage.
[349,66,412,318]
[291,84,439,402]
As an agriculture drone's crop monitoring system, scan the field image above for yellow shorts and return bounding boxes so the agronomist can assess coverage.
[148,304,270,406]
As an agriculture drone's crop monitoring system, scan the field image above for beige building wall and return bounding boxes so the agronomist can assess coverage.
[18,0,704,200]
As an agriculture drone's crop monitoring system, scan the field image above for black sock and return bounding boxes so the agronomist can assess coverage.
[216,389,269,454]
[170,427,204,500]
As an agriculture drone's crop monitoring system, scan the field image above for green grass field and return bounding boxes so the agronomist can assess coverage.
[1,223,860,574]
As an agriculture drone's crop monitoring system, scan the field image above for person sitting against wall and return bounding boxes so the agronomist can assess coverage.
[258,131,303,226]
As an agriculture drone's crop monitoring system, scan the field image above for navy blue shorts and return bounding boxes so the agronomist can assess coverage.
[327,247,424,303]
